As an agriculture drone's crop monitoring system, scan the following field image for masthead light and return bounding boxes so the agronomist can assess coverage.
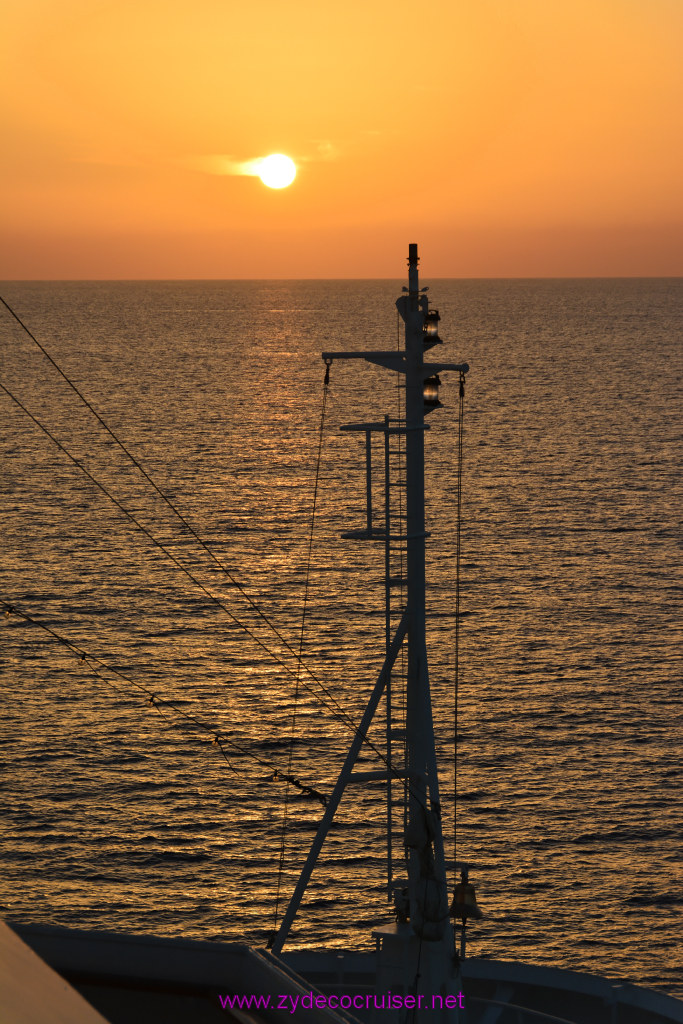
[423,374,442,409]
[424,309,442,348]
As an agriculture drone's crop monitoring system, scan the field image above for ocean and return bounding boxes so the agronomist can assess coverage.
[1,278,681,998]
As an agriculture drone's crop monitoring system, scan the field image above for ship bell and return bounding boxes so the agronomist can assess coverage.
[450,869,483,921]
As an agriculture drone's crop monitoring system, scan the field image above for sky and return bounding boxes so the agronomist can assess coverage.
[2,0,682,278]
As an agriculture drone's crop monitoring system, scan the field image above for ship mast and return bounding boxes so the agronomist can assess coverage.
[271,244,468,1014]
[402,242,449,935]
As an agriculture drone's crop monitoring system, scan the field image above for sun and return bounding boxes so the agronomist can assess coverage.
[258,154,296,189]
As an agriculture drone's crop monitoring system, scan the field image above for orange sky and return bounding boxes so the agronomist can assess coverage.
[2,0,682,278]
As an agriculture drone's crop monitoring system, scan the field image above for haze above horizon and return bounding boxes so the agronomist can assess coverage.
[2,0,682,280]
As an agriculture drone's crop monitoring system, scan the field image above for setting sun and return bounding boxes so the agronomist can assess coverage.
[258,154,297,190]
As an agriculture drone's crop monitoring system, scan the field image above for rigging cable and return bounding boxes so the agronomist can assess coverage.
[1,599,328,806]
[272,360,332,940]
[1,311,435,821]
[453,371,466,890]
[0,293,344,707]
[0,296,418,761]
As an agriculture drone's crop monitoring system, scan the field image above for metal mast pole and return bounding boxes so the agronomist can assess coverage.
[404,244,432,926]
[399,244,449,939]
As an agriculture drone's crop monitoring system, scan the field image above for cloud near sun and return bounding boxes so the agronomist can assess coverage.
[187,153,298,188]
[184,142,338,187]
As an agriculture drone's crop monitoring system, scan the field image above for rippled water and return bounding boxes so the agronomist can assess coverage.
[1,278,681,998]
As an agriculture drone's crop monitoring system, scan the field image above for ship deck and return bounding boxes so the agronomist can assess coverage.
[6,922,683,1024]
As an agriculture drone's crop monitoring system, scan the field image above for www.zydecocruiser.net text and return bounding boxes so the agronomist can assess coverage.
[218,991,466,1013]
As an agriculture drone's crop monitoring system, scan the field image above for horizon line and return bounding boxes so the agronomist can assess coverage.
[2,274,682,284]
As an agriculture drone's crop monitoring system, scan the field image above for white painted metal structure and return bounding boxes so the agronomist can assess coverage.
[271,244,470,1019]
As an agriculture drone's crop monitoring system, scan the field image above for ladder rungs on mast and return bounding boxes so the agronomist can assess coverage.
[387,576,408,587]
